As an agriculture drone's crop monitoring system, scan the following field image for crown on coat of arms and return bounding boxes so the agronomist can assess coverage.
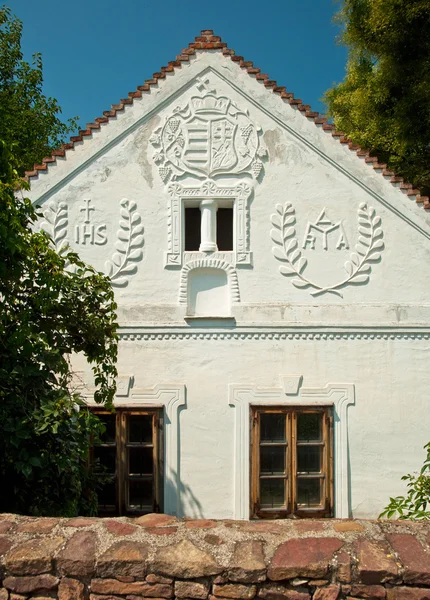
[191,94,230,115]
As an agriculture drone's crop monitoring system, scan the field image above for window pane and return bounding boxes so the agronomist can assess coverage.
[260,413,286,442]
[297,478,322,506]
[217,208,233,251]
[129,480,153,509]
[129,447,153,476]
[260,446,286,475]
[260,478,286,508]
[297,413,322,441]
[98,478,116,507]
[98,414,116,443]
[128,415,153,444]
[297,446,322,473]
[94,446,116,474]
[185,207,201,251]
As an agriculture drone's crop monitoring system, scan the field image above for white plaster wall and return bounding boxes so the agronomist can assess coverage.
[28,49,430,519]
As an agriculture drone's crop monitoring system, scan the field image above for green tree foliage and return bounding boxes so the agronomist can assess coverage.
[0,143,118,516]
[0,6,78,175]
[324,0,430,194]
[0,6,118,516]
[380,442,430,520]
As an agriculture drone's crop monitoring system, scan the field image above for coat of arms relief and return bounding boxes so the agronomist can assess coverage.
[151,80,267,269]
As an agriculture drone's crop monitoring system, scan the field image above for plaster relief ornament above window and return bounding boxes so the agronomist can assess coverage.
[41,197,144,288]
[150,88,266,182]
[270,202,384,297]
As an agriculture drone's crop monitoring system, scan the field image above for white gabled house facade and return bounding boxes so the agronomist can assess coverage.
[27,31,430,520]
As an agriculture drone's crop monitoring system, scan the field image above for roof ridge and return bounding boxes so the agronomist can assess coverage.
[25,30,429,210]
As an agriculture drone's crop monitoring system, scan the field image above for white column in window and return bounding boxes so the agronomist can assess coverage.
[199,199,218,252]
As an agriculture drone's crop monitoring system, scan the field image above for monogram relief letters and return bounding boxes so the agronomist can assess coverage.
[151,79,267,270]
[74,198,107,246]
[270,202,384,297]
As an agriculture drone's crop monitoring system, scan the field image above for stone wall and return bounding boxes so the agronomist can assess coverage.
[0,514,429,600]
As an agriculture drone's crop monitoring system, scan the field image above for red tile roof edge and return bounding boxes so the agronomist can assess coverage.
[24,30,429,210]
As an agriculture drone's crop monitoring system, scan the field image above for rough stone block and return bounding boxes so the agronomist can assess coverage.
[3,575,59,594]
[58,578,85,600]
[65,518,98,528]
[333,521,364,533]
[349,584,386,598]
[146,574,173,584]
[185,520,217,529]
[354,540,398,584]
[228,541,266,583]
[336,551,351,584]
[213,584,256,599]
[5,537,64,575]
[0,537,13,558]
[16,519,59,534]
[268,538,343,580]
[387,588,430,600]
[105,520,138,536]
[0,521,14,534]
[56,531,96,577]
[152,540,222,578]
[175,580,209,599]
[386,533,430,585]
[0,589,8,600]
[257,583,310,600]
[144,527,178,536]
[96,541,148,577]
[205,535,224,546]
[312,586,340,600]
[135,514,178,528]
[91,579,172,597]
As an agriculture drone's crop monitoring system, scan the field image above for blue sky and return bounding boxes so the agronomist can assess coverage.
[6,0,348,132]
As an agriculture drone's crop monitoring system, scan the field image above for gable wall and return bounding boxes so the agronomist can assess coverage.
[28,49,430,519]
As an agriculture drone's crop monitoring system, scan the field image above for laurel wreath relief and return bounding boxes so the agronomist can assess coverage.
[41,198,143,288]
[104,199,144,287]
[41,201,69,256]
[270,202,384,297]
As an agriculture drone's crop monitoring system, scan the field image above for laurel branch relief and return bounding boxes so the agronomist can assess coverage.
[270,202,384,297]
[41,199,144,288]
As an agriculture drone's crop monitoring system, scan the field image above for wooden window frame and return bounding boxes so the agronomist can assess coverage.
[91,408,163,517]
[250,406,333,519]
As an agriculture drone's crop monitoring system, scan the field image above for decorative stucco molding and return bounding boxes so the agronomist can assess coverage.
[117,329,430,341]
[228,379,355,519]
[165,181,253,268]
[83,382,186,517]
[178,258,240,304]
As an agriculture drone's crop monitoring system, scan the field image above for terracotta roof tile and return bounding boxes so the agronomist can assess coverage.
[24,29,429,210]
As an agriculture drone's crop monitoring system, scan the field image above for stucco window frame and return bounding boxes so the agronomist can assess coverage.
[83,383,186,517]
[164,181,253,268]
[228,377,355,519]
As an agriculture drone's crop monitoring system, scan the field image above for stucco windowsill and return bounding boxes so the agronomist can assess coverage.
[184,316,236,325]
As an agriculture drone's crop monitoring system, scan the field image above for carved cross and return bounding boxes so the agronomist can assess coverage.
[79,198,95,223]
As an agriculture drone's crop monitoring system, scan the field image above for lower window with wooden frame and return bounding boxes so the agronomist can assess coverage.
[92,408,163,516]
[251,406,333,518]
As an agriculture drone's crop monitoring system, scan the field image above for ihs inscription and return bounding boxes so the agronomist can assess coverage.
[74,198,107,246]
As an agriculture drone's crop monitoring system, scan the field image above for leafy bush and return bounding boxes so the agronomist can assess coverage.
[380,442,430,520]
[0,141,118,516]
